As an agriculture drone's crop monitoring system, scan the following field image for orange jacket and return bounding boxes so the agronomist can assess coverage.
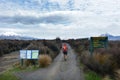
[62,45,68,52]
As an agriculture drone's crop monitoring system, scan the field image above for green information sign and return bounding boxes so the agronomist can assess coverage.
[90,37,108,55]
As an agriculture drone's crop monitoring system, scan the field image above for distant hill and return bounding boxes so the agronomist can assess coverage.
[100,33,120,40]
[0,35,38,40]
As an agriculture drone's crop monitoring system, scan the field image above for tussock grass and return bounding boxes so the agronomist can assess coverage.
[115,69,120,80]
[102,75,112,80]
[81,52,115,76]
[39,54,52,67]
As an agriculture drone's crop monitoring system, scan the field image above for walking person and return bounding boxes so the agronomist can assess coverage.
[62,43,68,61]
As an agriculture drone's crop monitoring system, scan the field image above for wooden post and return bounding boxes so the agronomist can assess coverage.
[90,37,93,56]
[21,59,23,66]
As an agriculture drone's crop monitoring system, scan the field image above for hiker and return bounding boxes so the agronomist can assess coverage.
[62,43,68,61]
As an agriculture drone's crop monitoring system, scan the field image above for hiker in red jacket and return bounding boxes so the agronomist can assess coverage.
[62,43,68,61]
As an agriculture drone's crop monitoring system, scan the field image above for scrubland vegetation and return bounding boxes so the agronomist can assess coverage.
[24,39,61,66]
[0,38,61,80]
[0,38,61,67]
[1,38,120,80]
[68,39,120,80]
[0,40,30,56]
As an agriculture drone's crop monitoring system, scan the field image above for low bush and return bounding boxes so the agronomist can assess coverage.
[80,51,116,76]
[0,40,30,56]
[25,59,37,67]
[38,54,52,67]
[27,40,60,59]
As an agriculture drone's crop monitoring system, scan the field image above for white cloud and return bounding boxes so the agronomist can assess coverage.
[1,32,21,36]
[0,0,120,39]
[49,0,68,5]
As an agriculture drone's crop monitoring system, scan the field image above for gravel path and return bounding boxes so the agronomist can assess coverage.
[16,45,84,80]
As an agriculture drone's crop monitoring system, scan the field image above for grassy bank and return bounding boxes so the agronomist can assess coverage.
[0,71,19,80]
[0,64,40,80]
[85,71,102,80]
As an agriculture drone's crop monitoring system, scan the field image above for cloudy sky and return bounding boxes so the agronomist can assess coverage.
[0,0,120,39]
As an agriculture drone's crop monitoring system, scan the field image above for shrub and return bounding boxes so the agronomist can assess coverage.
[110,48,120,68]
[12,62,20,68]
[38,54,52,67]
[25,59,36,67]
[0,40,30,56]
[46,42,59,52]
[80,51,116,76]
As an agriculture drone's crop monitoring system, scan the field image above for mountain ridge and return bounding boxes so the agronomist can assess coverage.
[100,33,120,40]
[0,34,38,40]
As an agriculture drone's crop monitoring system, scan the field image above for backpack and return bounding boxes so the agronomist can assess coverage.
[63,45,67,52]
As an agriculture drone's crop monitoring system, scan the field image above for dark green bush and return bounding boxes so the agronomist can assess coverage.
[0,40,30,56]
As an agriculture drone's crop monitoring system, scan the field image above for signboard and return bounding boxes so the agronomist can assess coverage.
[90,37,108,55]
[91,37,108,48]
[20,50,26,59]
[32,50,39,59]
[27,50,32,59]
[20,50,39,59]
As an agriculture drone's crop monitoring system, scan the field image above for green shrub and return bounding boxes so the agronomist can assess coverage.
[0,40,30,56]
[85,71,102,80]
[46,42,59,52]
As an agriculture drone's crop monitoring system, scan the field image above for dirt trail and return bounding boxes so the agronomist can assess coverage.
[0,51,19,74]
[0,43,33,74]
[16,45,84,80]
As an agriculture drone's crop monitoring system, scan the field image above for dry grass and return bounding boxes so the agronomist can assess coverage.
[39,54,52,67]
[80,51,116,76]
[93,53,111,65]
[24,59,37,67]
[102,75,111,80]
[69,40,120,79]
[115,69,120,80]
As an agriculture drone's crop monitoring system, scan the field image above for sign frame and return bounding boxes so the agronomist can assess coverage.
[20,50,39,59]
[90,37,108,55]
